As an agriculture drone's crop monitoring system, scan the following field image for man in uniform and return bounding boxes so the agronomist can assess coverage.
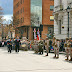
[64,37,69,60]
[34,40,39,53]
[55,39,60,58]
[69,37,72,61]
[45,37,49,56]
[52,37,56,58]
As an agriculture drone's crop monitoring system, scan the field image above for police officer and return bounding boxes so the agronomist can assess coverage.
[45,37,49,56]
[64,37,70,60]
[15,36,21,52]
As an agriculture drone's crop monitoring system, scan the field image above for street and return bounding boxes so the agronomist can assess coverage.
[0,47,72,72]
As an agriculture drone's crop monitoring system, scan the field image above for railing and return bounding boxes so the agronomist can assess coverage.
[54,5,63,12]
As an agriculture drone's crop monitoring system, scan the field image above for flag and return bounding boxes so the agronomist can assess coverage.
[34,28,36,40]
[37,28,40,41]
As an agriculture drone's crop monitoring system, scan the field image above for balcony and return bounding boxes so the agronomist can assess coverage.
[54,5,63,12]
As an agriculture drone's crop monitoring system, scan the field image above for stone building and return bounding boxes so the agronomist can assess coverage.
[54,0,72,39]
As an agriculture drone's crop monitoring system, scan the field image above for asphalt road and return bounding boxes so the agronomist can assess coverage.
[0,46,72,72]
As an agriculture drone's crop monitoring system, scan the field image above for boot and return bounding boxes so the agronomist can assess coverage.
[45,53,48,56]
[69,58,72,61]
[65,57,68,60]
[56,57,59,59]
[53,54,56,58]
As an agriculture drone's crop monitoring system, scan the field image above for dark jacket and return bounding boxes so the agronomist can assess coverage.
[15,39,20,46]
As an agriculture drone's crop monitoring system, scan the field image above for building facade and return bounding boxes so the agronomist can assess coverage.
[13,0,54,40]
[42,0,54,39]
[13,0,32,40]
[54,0,72,39]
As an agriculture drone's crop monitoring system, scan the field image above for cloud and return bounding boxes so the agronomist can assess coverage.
[2,15,13,21]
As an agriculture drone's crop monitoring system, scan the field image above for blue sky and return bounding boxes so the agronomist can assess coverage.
[0,0,13,21]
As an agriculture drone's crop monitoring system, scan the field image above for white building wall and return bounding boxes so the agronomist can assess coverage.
[54,0,72,39]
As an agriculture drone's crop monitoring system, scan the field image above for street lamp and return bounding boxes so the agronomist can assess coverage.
[67,6,70,38]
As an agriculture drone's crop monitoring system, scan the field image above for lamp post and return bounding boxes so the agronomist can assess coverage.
[67,6,70,38]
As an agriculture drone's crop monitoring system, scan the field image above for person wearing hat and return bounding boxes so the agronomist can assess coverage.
[56,39,60,58]
[69,38,72,61]
[53,39,60,58]
[64,37,70,60]
[45,37,49,56]
[52,37,56,58]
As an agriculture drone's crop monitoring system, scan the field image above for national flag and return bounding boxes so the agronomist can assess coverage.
[37,28,40,41]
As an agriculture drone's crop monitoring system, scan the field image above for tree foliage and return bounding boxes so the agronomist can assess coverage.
[0,6,3,24]
[31,13,39,26]
[12,15,19,29]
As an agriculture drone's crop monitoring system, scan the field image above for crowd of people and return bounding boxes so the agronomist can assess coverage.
[0,36,72,61]
[7,36,21,53]
[29,36,72,61]
[44,37,72,61]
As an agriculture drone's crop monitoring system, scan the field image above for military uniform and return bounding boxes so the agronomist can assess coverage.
[64,38,70,60]
[45,37,49,56]
[54,39,60,58]
[52,37,56,58]
[69,37,72,61]
[34,40,39,53]
[38,41,43,54]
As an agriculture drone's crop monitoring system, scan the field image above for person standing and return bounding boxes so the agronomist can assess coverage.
[64,38,70,60]
[15,36,21,52]
[52,37,56,58]
[69,37,72,61]
[7,39,12,53]
[56,39,60,58]
[45,37,49,56]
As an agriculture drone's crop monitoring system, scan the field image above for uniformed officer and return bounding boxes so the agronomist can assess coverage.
[15,36,21,52]
[52,37,56,58]
[56,39,60,58]
[64,37,70,60]
[69,37,72,61]
[45,37,49,56]
[34,40,39,53]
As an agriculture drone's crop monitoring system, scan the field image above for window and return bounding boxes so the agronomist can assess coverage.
[23,17,24,22]
[23,7,24,12]
[21,0,22,4]
[23,0,24,3]
[48,27,54,34]
[21,8,22,13]
[18,19,19,24]
[50,6,54,11]
[59,20,61,34]
[50,16,54,21]
[21,18,22,23]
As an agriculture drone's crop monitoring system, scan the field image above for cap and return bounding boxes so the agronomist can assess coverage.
[66,37,69,40]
